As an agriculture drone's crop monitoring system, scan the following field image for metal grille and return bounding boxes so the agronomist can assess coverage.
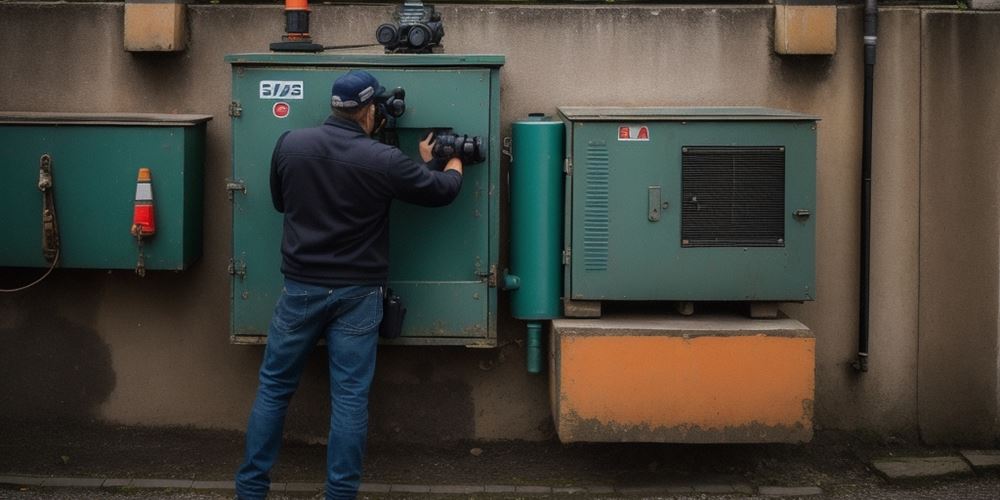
[681,146,785,248]
[583,143,610,270]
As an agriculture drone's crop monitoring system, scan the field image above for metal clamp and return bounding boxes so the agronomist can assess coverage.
[38,154,60,263]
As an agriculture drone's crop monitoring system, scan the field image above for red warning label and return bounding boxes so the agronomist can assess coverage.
[617,125,650,142]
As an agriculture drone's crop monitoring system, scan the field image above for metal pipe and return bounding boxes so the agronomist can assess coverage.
[526,322,544,374]
[854,0,877,373]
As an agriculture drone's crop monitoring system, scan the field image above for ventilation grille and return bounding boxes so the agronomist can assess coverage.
[583,143,609,270]
[681,146,785,248]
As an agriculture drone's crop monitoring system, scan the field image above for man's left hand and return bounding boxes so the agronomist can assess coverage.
[419,132,436,162]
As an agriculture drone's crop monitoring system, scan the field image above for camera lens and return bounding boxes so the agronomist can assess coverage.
[407,24,430,49]
[376,24,398,46]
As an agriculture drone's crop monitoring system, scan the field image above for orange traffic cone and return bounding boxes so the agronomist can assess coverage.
[130,167,156,237]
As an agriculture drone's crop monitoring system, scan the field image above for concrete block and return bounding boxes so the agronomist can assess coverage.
[968,0,1000,9]
[484,484,517,492]
[358,482,392,492]
[284,482,323,492]
[131,478,193,489]
[515,485,553,494]
[0,475,45,486]
[960,450,1000,471]
[390,484,431,493]
[124,3,186,52]
[774,5,837,55]
[190,480,235,490]
[429,484,485,494]
[553,486,587,494]
[872,456,973,481]
[43,477,105,487]
[101,478,133,487]
[760,485,823,496]
[693,483,736,493]
[551,315,814,443]
[585,485,615,493]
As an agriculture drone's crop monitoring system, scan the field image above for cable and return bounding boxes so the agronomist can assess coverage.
[0,250,60,293]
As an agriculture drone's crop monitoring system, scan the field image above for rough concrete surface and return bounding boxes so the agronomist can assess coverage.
[872,456,974,481]
[0,3,998,445]
[960,450,1000,471]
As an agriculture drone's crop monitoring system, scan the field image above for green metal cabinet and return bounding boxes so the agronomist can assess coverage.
[559,107,817,302]
[227,53,503,346]
[0,113,210,271]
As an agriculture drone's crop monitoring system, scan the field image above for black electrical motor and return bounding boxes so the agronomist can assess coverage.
[376,1,444,53]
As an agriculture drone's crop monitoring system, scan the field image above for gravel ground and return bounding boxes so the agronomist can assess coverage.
[1,417,998,499]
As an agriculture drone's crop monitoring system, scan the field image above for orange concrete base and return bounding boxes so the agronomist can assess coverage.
[550,315,815,443]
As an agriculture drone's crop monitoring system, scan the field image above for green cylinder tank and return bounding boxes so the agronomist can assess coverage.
[509,114,565,320]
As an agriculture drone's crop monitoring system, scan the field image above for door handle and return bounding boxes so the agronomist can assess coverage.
[648,186,664,222]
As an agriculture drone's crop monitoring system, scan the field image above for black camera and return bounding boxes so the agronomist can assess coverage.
[376,1,444,53]
[431,131,486,165]
[373,87,406,144]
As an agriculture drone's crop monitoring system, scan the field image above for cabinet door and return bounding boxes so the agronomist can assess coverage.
[231,66,493,344]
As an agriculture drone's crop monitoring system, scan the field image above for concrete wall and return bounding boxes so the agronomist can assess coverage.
[0,3,997,445]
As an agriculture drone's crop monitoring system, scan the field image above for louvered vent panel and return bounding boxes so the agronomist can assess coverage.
[583,144,610,270]
[681,146,785,248]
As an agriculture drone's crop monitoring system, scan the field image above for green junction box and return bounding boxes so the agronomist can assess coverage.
[0,113,210,271]
[226,53,504,346]
[558,107,818,304]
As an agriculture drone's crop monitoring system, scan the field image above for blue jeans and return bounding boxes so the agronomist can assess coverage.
[236,278,383,500]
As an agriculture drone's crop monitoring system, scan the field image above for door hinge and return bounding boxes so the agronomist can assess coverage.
[228,258,247,279]
[562,248,571,265]
[226,179,246,201]
[229,101,243,118]
[563,158,573,176]
[476,264,498,288]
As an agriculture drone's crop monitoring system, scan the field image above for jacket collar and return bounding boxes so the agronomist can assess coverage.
[324,115,368,136]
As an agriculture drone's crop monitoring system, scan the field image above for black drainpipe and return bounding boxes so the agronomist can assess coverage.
[854,0,877,373]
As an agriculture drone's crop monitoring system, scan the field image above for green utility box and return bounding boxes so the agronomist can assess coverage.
[559,107,817,303]
[227,53,503,346]
[0,113,210,271]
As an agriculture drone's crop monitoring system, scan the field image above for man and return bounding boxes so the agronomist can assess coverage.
[235,70,463,500]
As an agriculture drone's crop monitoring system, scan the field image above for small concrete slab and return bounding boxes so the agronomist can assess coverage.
[358,482,391,493]
[515,485,553,494]
[585,485,615,493]
[484,484,516,493]
[191,480,235,490]
[0,475,46,486]
[131,478,194,489]
[102,478,133,488]
[960,450,1000,471]
[284,482,323,492]
[553,486,587,494]
[693,483,736,493]
[390,484,431,493]
[759,486,823,496]
[429,484,485,494]
[872,456,973,481]
[43,477,105,488]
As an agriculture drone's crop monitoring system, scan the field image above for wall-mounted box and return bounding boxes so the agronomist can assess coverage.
[774,5,837,56]
[226,53,503,346]
[558,107,817,304]
[0,113,210,270]
[124,2,187,52]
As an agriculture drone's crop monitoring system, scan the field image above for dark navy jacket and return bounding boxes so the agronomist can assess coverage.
[270,116,462,286]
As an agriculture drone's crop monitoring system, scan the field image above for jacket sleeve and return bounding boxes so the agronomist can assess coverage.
[383,147,463,207]
[269,131,292,213]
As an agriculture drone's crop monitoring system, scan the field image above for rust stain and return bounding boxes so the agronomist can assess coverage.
[558,335,814,432]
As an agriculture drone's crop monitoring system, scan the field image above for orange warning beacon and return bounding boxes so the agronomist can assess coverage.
[131,167,156,237]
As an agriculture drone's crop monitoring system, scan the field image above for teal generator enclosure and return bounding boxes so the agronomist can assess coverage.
[558,107,818,303]
[0,113,210,271]
[227,53,504,346]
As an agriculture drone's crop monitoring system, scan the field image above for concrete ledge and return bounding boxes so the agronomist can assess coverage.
[960,450,1000,471]
[872,456,973,481]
